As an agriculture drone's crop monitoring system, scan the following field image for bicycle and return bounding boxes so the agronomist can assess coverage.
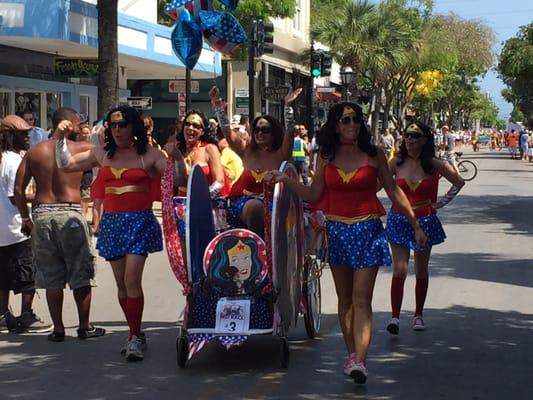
[453,151,478,181]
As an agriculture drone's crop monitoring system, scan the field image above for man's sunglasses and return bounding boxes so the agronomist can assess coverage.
[110,121,128,129]
[340,115,362,125]
[183,121,204,130]
[403,131,425,139]
[253,126,272,134]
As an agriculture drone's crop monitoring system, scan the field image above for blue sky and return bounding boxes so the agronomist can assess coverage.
[432,0,533,119]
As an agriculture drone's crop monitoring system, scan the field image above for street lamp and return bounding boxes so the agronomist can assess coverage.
[340,67,355,100]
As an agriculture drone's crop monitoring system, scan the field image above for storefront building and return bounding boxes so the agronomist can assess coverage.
[0,0,221,130]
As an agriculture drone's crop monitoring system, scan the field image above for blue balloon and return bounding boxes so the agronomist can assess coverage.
[218,0,238,11]
[171,9,204,70]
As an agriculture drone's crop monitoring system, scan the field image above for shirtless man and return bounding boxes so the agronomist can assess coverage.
[14,107,105,342]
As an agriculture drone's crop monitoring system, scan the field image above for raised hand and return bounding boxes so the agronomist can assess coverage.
[285,88,303,104]
[209,86,220,101]
[55,120,74,137]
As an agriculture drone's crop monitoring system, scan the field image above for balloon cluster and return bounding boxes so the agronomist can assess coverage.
[165,0,247,70]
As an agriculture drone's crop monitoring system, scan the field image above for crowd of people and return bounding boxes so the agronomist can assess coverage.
[1,92,469,384]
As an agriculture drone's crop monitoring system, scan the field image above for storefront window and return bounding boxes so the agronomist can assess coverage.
[0,92,9,118]
[15,92,40,121]
[46,93,62,130]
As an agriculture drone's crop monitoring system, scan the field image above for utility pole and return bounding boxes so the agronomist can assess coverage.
[248,18,257,119]
[308,41,315,138]
[185,68,191,110]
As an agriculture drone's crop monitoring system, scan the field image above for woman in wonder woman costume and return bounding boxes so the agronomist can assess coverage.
[209,86,302,237]
[385,122,464,334]
[170,109,230,238]
[268,102,427,384]
[54,105,186,362]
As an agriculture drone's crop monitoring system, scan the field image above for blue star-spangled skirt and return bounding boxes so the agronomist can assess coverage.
[326,218,391,269]
[97,210,163,261]
[227,195,264,228]
[386,210,446,251]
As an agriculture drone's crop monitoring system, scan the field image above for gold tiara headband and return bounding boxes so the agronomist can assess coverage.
[227,240,251,257]
[110,111,126,123]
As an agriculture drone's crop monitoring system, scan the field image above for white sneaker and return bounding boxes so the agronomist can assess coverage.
[126,335,145,361]
[352,362,368,384]
[386,317,400,335]
[121,332,146,354]
[412,315,426,331]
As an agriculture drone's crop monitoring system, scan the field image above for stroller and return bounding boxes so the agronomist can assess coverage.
[161,162,326,368]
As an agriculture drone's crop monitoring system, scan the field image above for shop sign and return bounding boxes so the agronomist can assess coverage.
[262,85,291,101]
[127,97,152,110]
[55,59,98,77]
[169,80,199,93]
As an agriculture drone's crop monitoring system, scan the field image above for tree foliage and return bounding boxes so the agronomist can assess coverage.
[310,0,497,131]
[497,23,533,128]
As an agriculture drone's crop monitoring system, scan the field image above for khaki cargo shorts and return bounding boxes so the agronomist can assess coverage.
[31,204,94,290]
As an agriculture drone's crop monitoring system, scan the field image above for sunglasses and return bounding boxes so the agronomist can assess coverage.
[403,132,425,139]
[184,121,203,130]
[110,121,128,129]
[340,115,362,125]
[253,126,272,134]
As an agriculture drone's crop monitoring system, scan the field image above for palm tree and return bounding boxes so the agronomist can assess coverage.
[97,0,119,119]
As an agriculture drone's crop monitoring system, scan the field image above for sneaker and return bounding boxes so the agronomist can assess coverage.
[77,325,106,339]
[47,331,66,342]
[352,362,368,384]
[120,332,146,354]
[386,317,400,335]
[343,353,357,377]
[412,315,426,331]
[16,311,53,333]
[125,335,144,361]
[0,311,18,333]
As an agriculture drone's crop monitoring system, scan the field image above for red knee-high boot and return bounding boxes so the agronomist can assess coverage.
[391,277,406,318]
[415,277,429,316]
[126,297,144,339]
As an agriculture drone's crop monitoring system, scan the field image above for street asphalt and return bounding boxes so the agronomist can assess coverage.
[1,147,531,399]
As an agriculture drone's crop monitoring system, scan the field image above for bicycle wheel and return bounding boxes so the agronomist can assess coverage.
[457,160,477,181]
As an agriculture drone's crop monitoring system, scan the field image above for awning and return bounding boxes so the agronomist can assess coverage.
[315,90,342,103]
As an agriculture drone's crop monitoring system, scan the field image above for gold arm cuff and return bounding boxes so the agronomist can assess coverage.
[326,214,380,224]
[105,185,148,195]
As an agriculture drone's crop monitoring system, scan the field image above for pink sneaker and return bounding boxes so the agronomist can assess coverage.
[343,353,357,377]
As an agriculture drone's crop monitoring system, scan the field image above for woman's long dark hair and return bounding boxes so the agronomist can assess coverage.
[249,115,285,151]
[316,102,377,161]
[176,110,218,155]
[396,121,435,175]
[104,105,148,158]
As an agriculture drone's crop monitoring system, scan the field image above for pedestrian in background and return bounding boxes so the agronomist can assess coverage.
[0,115,51,334]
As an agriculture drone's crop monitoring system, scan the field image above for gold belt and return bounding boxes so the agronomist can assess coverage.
[326,213,380,224]
[411,200,432,209]
[105,185,148,195]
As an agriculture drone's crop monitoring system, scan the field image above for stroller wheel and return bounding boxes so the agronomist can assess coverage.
[176,335,189,368]
[280,337,290,368]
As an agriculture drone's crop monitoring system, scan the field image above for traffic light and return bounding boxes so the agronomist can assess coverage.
[256,19,274,55]
[311,50,322,78]
[321,52,332,77]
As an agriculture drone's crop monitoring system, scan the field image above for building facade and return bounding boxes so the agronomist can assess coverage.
[0,0,221,129]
